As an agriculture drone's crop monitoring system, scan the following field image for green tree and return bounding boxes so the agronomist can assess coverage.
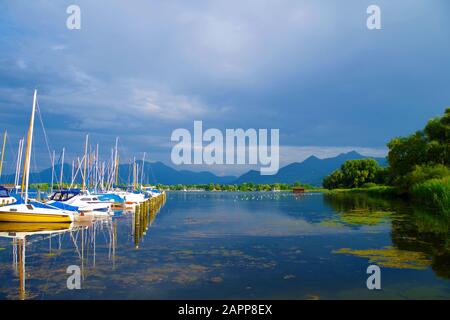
[387,131,429,177]
[341,158,380,188]
[323,170,345,189]
[323,159,382,189]
[387,108,450,188]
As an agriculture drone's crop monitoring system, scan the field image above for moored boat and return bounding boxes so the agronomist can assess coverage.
[0,196,75,223]
[47,189,112,213]
[0,90,75,223]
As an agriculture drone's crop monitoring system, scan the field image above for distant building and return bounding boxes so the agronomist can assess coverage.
[292,187,305,194]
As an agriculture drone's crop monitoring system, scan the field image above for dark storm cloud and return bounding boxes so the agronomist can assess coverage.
[0,0,449,174]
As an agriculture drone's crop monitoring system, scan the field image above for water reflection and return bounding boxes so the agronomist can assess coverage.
[0,222,84,299]
[0,196,165,300]
[391,206,450,279]
[325,193,450,279]
[132,203,157,249]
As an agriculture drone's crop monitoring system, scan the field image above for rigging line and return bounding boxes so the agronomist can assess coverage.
[30,143,42,188]
[55,150,64,189]
[69,155,85,189]
[36,98,57,182]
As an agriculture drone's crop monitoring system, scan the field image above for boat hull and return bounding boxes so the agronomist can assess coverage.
[0,211,73,223]
[0,222,71,233]
[0,204,74,223]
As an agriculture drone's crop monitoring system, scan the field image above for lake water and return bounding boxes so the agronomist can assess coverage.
[0,191,449,300]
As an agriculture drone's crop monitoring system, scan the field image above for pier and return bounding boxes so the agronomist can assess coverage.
[133,192,167,248]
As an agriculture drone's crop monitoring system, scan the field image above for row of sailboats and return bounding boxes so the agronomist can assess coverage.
[0,89,165,223]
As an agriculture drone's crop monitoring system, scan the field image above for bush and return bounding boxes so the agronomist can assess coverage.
[361,182,377,188]
[411,176,450,216]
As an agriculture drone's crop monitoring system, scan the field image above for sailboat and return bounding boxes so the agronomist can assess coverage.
[48,189,112,213]
[0,90,75,223]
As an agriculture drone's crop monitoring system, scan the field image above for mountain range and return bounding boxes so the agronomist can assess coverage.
[234,151,387,185]
[0,151,386,186]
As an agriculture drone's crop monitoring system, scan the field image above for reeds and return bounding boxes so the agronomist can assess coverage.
[412,176,450,216]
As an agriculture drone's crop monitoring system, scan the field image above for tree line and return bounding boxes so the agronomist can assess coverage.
[157,182,317,192]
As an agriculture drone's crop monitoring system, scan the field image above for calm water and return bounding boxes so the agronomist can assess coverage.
[0,192,449,300]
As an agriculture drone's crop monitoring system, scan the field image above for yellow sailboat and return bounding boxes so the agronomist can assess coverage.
[0,90,74,223]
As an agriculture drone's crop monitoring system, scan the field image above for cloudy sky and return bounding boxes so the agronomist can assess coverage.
[0,0,449,176]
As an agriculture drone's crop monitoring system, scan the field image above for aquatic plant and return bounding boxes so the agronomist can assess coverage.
[342,210,391,226]
[333,246,431,270]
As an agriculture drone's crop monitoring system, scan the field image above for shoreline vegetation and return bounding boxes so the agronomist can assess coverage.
[154,183,326,193]
[323,108,449,216]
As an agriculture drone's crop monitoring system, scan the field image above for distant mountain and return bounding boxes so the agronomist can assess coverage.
[0,161,237,185]
[115,161,237,185]
[0,151,387,186]
[233,151,387,186]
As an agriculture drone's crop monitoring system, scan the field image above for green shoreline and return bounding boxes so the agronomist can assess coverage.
[325,185,449,217]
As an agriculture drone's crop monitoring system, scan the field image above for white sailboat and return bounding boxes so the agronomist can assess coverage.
[48,189,112,214]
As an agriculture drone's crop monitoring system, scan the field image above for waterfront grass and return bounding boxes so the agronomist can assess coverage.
[326,180,450,216]
[324,185,398,197]
[411,177,450,216]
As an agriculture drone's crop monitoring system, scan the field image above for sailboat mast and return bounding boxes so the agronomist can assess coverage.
[0,129,7,179]
[14,138,24,188]
[50,150,55,193]
[82,134,88,191]
[115,154,119,186]
[59,147,65,190]
[133,157,136,189]
[127,159,131,186]
[71,159,75,184]
[140,152,146,186]
[113,137,118,187]
[95,144,99,192]
[108,148,113,190]
[22,89,37,204]
[135,163,139,188]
